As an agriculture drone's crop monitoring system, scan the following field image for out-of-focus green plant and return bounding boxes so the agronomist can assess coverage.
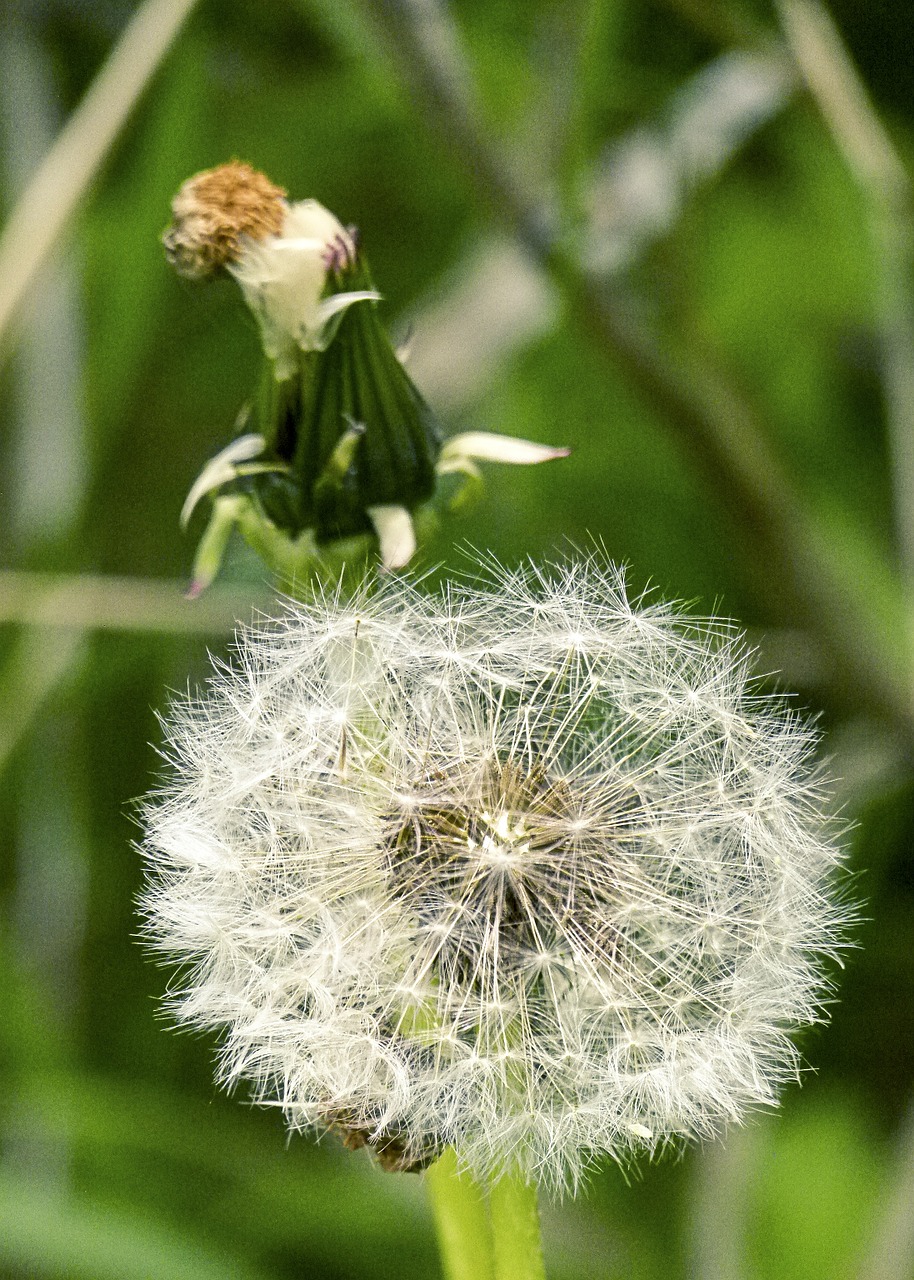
[2,0,914,1277]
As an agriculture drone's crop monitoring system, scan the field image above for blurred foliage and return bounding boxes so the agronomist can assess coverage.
[1,0,913,1276]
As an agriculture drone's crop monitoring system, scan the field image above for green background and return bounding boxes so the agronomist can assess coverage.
[1,0,913,1275]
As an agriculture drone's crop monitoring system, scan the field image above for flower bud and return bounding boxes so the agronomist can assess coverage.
[166,164,569,591]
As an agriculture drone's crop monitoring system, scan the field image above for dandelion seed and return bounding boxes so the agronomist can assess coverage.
[141,561,849,1190]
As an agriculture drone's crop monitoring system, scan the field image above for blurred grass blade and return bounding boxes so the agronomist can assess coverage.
[776,0,905,196]
[778,0,914,597]
[0,628,84,775]
[585,49,794,273]
[0,572,269,634]
[0,1171,274,1280]
[0,0,199,357]
[687,1125,760,1280]
[0,16,87,545]
[407,51,792,415]
[406,238,557,412]
[84,34,209,442]
[857,1098,914,1280]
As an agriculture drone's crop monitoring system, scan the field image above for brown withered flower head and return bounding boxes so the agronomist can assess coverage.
[163,160,287,281]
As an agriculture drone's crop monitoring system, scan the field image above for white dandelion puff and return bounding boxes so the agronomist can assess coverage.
[140,561,849,1190]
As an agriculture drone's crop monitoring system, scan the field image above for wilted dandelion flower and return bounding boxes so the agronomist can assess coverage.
[163,162,567,591]
[141,562,848,1189]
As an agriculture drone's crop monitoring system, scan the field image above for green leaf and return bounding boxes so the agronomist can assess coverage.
[0,1171,275,1280]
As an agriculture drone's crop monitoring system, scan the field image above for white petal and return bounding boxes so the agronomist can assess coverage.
[366,505,416,571]
[439,431,570,467]
[282,199,352,249]
[273,236,336,254]
[435,456,482,479]
[311,291,382,348]
[181,434,266,529]
[229,200,355,369]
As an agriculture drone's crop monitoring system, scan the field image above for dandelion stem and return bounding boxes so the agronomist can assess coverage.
[425,1148,495,1280]
[489,1171,546,1280]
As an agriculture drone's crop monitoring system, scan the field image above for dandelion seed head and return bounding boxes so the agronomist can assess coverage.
[141,561,849,1189]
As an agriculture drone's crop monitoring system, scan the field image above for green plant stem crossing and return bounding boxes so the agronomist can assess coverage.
[425,1148,495,1280]
[426,1149,548,1280]
[489,1171,547,1280]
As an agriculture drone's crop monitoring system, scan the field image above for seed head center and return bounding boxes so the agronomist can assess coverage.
[471,809,531,873]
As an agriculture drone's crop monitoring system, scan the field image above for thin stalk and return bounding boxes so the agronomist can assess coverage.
[687,1124,760,1280]
[359,0,914,742]
[425,1148,495,1280]
[0,627,85,776]
[0,0,199,357]
[489,1171,546,1280]
[0,570,270,634]
[856,1095,914,1280]
[777,0,914,605]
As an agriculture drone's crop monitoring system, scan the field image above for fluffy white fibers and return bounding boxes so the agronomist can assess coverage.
[141,561,848,1189]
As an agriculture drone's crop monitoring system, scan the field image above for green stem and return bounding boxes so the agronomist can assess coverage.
[425,1148,495,1280]
[489,1170,547,1280]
